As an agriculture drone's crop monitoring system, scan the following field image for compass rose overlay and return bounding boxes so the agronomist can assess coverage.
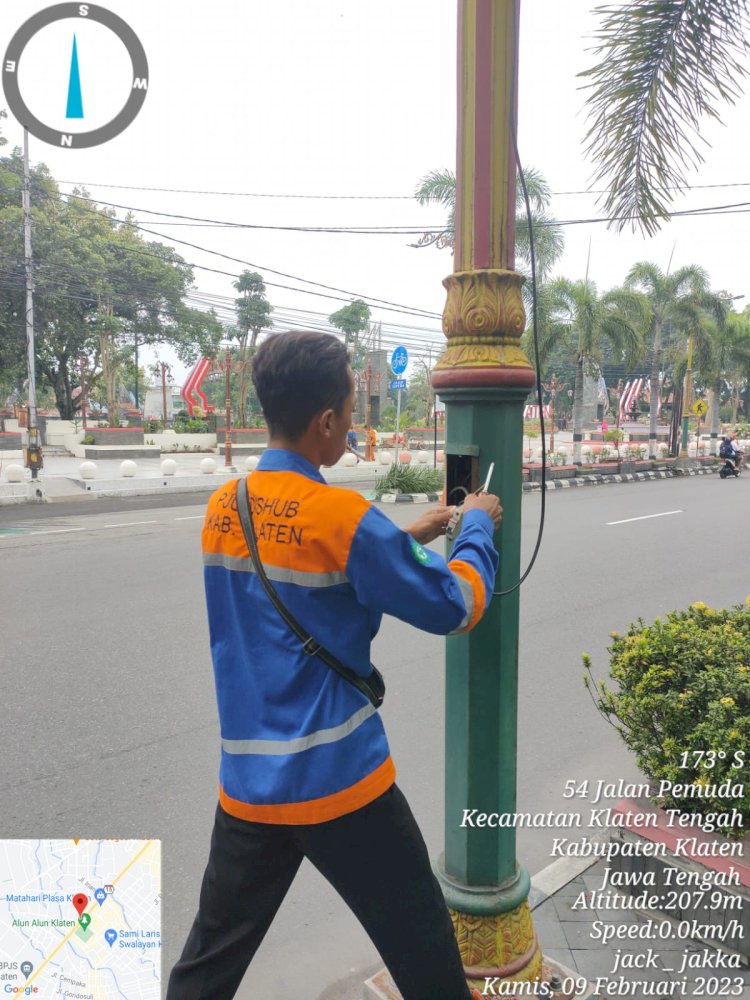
[3,3,148,148]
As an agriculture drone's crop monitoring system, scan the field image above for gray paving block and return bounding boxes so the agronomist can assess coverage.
[553,895,593,923]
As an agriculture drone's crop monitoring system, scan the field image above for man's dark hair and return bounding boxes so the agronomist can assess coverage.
[252,331,352,440]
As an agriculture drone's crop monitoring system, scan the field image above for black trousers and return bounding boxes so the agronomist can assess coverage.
[167,784,473,1000]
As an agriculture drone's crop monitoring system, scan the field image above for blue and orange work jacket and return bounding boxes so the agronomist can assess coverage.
[201,448,498,825]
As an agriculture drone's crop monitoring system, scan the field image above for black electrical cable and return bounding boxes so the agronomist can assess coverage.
[490,2,547,599]
[491,144,546,599]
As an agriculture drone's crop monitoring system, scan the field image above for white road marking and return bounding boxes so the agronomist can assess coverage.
[607,510,684,526]
[0,527,87,538]
[174,515,204,521]
[102,520,159,528]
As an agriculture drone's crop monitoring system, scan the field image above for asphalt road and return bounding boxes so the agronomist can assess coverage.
[1,474,748,999]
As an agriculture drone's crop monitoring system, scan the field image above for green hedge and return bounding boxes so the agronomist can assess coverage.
[584,600,750,836]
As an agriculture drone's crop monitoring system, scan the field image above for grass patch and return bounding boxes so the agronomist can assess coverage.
[375,465,444,495]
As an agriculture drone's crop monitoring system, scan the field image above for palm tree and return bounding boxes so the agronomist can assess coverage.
[413,166,564,283]
[539,278,644,463]
[581,4,750,234]
[702,309,750,443]
[624,262,711,457]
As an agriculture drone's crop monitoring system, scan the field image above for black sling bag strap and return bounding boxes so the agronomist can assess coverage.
[235,478,385,708]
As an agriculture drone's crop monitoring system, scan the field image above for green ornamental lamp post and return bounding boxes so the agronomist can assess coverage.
[431,0,542,990]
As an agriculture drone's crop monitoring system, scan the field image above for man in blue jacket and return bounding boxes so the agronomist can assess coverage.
[167,331,501,1000]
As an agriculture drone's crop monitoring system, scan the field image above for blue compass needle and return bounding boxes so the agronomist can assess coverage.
[65,34,84,118]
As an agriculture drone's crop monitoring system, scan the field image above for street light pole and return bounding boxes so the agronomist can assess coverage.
[161,362,170,427]
[430,2,542,992]
[679,334,694,457]
[224,346,234,470]
[134,332,140,412]
[79,358,88,430]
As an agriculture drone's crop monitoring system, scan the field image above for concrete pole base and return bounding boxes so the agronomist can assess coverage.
[27,480,47,502]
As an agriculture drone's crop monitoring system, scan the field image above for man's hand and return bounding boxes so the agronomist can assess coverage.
[462,493,503,530]
[404,505,456,545]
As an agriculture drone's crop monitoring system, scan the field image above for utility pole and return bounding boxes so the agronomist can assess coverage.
[430,2,542,992]
[22,128,42,479]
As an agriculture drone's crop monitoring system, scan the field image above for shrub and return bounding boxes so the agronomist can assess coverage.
[82,434,95,445]
[375,465,444,495]
[583,600,750,836]
[143,418,163,433]
[174,416,209,433]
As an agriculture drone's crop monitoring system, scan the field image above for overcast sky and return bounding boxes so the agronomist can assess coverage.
[4,0,750,383]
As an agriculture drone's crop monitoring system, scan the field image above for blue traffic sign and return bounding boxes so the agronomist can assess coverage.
[389,378,407,391]
[390,346,408,375]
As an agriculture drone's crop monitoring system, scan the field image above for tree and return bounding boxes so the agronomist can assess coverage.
[581,2,750,234]
[0,153,224,420]
[539,278,644,463]
[624,262,711,456]
[413,166,565,283]
[232,270,273,428]
[702,307,750,435]
[328,299,371,351]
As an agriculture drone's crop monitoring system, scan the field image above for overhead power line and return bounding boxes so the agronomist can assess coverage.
[18,186,443,321]
[51,177,750,199]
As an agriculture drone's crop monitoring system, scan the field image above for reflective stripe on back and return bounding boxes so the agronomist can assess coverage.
[203,551,348,588]
[222,704,377,756]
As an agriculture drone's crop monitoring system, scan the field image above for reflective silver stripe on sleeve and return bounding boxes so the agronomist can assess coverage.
[222,703,377,756]
[448,572,475,634]
[203,552,348,588]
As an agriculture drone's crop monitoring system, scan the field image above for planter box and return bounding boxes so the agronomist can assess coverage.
[85,427,145,445]
[0,431,22,449]
[525,463,576,483]
[608,797,748,963]
[154,432,217,452]
[617,460,637,474]
[214,422,269,442]
[594,462,619,475]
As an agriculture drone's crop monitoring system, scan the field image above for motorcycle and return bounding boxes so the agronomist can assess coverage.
[719,457,741,479]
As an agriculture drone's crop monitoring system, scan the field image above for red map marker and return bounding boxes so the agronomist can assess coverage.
[72,893,88,917]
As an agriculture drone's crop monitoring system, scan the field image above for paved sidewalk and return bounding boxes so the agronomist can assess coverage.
[0,451,386,504]
[319,855,750,999]
[0,444,727,506]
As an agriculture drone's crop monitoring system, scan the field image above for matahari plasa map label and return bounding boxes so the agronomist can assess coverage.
[0,840,161,999]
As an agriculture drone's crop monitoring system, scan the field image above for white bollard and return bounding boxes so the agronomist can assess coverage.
[416,450,430,464]
[79,461,97,480]
[161,459,178,477]
[200,457,216,475]
[342,452,358,467]
[436,450,445,463]
[244,455,259,471]
[5,464,24,483]
[378,450,393,465]
[120,460,138,478]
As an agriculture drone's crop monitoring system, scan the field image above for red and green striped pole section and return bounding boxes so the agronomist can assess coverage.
[431,1,542,990]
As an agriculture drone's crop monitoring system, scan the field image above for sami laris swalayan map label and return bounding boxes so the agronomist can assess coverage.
[0,839,160,999]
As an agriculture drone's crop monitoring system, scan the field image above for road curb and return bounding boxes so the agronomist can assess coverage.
[376,492,440,504]
[523,466,719,491]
